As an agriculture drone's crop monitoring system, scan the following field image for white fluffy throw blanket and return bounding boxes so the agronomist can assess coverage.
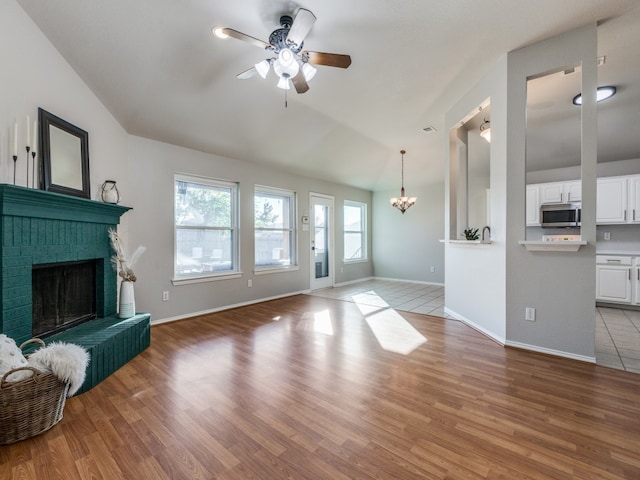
[27,342,90,397]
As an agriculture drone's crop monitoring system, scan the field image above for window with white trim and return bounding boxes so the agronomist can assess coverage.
[174,174,239,279]
[344,201,367,261]
[254,186,296,268]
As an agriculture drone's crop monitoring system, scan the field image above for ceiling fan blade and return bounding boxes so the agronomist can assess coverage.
[286,8,316,46]
[220,28,271,50]
[236,66,257,80]
[303,51,352,68]
[291,71,309,94]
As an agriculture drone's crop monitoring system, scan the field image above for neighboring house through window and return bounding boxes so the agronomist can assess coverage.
[174,174,239,280]
[254,186,296,269]
[344,201,366,261]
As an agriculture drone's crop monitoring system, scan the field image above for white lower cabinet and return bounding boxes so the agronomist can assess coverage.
[596,256,633,304]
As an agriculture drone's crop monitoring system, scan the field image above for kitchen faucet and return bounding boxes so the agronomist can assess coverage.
[482,226,491,243]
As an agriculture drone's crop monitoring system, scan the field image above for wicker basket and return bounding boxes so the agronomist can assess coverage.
[0,339,70,445]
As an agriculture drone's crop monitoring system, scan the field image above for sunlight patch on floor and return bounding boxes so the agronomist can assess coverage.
[353,291,427,355]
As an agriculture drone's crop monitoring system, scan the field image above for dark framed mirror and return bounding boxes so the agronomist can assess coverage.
[38,108,90,199]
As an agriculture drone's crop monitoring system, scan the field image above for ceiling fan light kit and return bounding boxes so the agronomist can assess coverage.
[479,119,491,143]
[214,8,351,94]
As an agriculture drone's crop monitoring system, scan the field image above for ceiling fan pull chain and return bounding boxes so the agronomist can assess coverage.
[285,88,288,108]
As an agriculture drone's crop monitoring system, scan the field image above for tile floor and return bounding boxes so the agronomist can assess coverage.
[596,306,640,373]
[308,280,640,374]
[308,279,448,317]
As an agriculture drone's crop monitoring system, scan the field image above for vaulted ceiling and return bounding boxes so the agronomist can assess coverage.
[16,0,640,191]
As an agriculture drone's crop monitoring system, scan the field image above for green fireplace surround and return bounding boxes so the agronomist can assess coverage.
[0,184,150,394]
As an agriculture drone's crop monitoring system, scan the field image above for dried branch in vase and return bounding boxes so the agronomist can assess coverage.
[108,228,146,282]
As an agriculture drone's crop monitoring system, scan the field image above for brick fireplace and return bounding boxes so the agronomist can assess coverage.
[0,184,130,344]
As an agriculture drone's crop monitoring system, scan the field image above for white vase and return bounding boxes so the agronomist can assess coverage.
[118,281,135,319]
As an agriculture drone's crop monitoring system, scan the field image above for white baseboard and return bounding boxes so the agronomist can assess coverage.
[444,307,506,345]
[372,276,445,287]
[151,289,308,326]
[505,340,596,364]
[333,276,374,288]
[445,308,596,364]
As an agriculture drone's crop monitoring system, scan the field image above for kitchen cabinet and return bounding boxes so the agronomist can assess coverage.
[596,174,640,224]
[635,259,640,305]
[540,180,581,204]
[526,185,541,226]
[596,255,633,304]
[629,175,640,224]
[597,176,628,224]
[526,180,580,227]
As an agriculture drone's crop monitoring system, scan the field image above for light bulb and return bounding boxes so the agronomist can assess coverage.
[255,59,270,79]
[302,63,317,81]
[273,49,299,79]
[277,76,290,90]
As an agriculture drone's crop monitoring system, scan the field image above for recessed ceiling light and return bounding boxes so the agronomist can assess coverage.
[572,86,616,105]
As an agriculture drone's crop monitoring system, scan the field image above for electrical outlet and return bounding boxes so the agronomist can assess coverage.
[525,307,536,321]
[162,291,169,302]
[248,279,252,288]
[603,232,611,240]
[430,266,435,273]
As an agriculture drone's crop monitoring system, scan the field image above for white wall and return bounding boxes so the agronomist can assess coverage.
[444,56,508,343]
[0,1,128,201]
[127,136,373,321]
[372,183,444,284]
[445,25,599,359]
[505,24,598,360]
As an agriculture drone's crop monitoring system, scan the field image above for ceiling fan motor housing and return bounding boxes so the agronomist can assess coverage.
[269,17,303,53]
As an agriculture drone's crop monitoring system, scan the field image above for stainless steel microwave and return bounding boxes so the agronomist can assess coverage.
[540,202,581,228]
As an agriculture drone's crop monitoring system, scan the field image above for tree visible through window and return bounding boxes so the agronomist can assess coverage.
[254,186,296,268]
[344,201,366,261]
[174,174,238,278]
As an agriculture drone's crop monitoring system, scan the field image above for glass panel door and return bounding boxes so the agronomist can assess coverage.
[310,194,333,290]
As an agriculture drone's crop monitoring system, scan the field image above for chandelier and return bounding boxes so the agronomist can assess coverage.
[390,150,417,214]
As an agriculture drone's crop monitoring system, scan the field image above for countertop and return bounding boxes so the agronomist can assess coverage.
[596,250,640,256]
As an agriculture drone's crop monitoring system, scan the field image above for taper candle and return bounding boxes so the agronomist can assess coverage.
[26,115,31,149]
[32,120,37,152]
[13,120,18,156]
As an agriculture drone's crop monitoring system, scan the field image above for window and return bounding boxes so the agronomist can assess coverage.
[344,201,366,261]
[254,186,296,269]
[174,174,239,279]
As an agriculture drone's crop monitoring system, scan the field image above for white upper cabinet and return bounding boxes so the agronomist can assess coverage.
[629,175,640,224]
[564,181,582,202]
[539,180,581,204]
[596,175,640,224]
[526,185,541,226]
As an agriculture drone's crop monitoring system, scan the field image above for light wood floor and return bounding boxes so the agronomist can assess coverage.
[2,294,639,479]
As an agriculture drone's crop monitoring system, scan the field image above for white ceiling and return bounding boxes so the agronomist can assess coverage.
[16,0,640,191]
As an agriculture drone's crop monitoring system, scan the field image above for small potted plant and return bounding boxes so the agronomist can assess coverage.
[463,228,479,241]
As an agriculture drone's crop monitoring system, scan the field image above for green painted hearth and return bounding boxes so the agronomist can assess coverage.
[22,313,151,395]
[0,184,130,343]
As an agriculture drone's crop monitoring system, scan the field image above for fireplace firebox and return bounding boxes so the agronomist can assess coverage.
[32,260,97,337]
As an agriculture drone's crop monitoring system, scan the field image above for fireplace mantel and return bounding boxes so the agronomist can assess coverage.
[0,184,130,224]
[0,184,131,344]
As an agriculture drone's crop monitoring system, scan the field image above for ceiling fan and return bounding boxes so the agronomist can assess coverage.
[213,8,351,93]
